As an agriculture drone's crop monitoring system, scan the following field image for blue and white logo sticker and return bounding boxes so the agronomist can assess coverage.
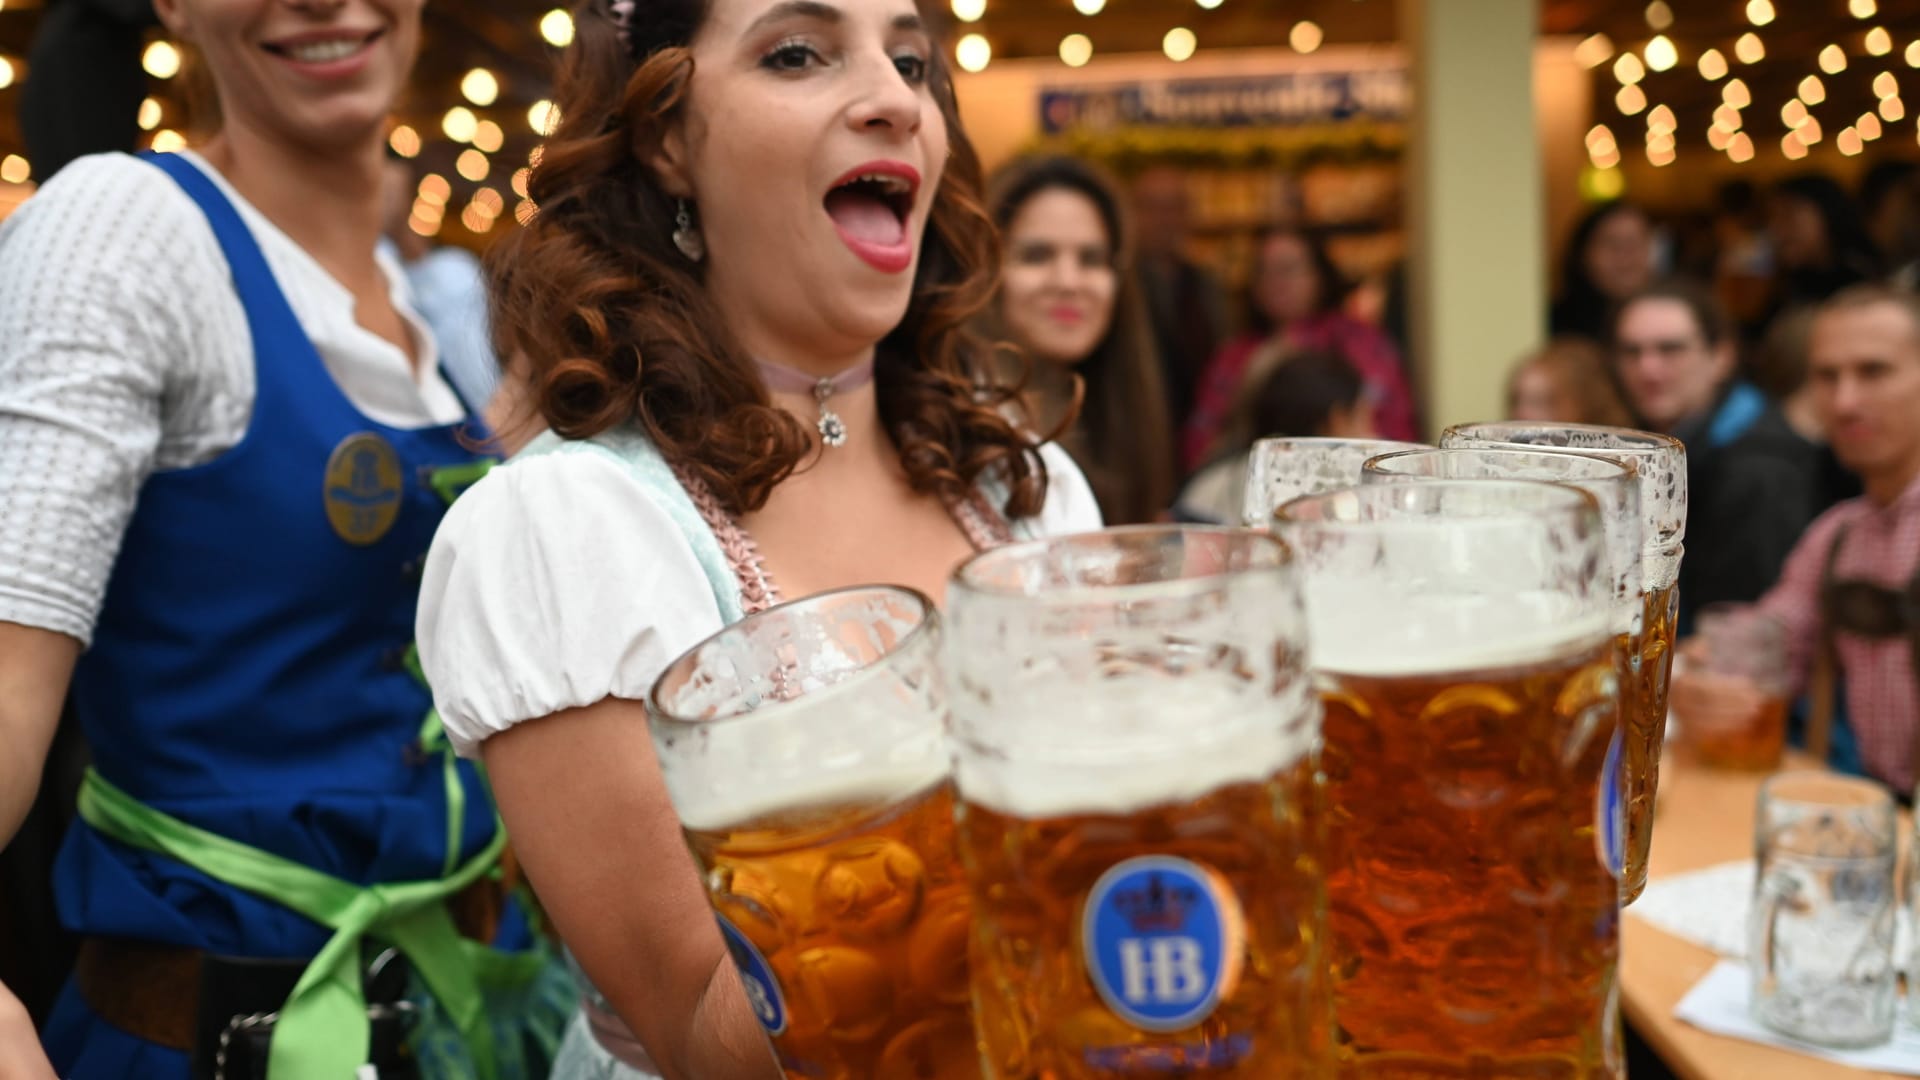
[717,915,787,1036]
[1081,855,1245,1033]
[1597,730,1625,880]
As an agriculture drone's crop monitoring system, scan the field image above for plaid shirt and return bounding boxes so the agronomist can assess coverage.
[1758,475,1920,792]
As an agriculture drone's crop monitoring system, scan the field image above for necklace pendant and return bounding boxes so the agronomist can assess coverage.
[818,407,848,448]
[813,377,848,448]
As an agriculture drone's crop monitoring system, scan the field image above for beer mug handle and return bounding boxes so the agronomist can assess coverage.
[1750,863,1796,992]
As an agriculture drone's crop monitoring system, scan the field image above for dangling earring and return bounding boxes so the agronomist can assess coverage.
[673,199,706,263]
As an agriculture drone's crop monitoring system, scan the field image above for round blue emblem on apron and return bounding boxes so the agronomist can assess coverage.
[1081,855,1245,1033]
[323,432,403,545]
[718,914,788,1036]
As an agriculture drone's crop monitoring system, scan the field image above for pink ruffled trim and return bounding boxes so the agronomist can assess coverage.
[671,466,1012,615]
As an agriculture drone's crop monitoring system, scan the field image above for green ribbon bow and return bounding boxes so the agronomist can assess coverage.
[77,769,506,1080]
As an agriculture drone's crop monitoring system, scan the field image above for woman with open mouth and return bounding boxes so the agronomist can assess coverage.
[415,0,1101,1077]
[0,1,572,1078]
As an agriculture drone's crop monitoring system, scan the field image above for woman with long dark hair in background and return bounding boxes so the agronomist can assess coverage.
[983,155,1173,524]
[1549,199,1659,345]
[1770,173,1882,308]
[1184,225,1416,469]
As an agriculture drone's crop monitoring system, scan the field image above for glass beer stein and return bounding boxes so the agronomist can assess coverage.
[1443,421,1687,906]
[1277,481,1621,1078]
[649,586,972,1080]
[947,527,1331,1078]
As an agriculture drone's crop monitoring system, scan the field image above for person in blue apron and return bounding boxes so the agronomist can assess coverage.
[0,2,569,1078]
[414,1,1102,1077]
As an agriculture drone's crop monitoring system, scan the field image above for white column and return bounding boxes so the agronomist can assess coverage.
[1399,0,1545,435]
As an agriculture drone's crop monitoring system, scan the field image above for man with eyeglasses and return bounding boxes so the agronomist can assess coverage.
[1612,280,1819,633]
[1672,285,1920,793]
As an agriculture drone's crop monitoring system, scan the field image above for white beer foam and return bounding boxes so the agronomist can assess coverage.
[1306,585,1612,678]
[952,680,1318,820]
[673,757,951,834]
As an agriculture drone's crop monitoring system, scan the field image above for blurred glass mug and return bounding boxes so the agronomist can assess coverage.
[1240,437,1426,526]
[1749,772,1898,1048]
[946,526,1331,1076]
[1443,421,1688,907]
[648,586,974,1079]
[1673,604,1790,772]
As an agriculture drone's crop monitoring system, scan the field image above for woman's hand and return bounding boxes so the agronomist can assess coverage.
[0,982,56,1080]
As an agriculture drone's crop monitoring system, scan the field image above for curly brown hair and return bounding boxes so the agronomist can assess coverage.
[488,0,1047,518]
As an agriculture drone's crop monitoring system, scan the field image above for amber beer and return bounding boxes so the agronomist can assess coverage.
[960,738,1325,1078]
[650,586,969,1079]
[1622,577,1679,879]
[682,782,975,1078]
[1690,695,1789,771]
[1319,642,1618,1073]
[947,528,1332,1078]
[1443,422,1689,906]
[1279,482,1622,1077]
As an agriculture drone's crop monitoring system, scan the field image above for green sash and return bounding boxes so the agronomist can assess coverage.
[78,769,512,1080]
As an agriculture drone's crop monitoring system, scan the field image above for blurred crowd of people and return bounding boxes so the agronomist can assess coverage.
[8,0,1920,1074]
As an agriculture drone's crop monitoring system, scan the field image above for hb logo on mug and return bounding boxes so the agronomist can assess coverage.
[1082,855,1246,1032]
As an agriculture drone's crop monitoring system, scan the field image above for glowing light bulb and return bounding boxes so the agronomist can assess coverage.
[443,106,478,143]
[457,148,490,182]
[461,68,498,107]
[388,124,421,158]
[1164,27,1198,62]
[539,9,574,47]
[1059,33,1093,67]
[1575,34,1614,69]
[1645,35,1678,72]
[956,33,992,72]
[142,41,181,79]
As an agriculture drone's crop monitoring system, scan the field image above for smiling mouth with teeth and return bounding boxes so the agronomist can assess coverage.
[265,32,381,65]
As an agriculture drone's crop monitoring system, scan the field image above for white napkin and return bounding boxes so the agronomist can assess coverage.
[1676,960,1920,1073]
[1630,859,1916,964]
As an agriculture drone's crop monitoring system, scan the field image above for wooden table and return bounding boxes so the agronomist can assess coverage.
[1620,750,1905,1080]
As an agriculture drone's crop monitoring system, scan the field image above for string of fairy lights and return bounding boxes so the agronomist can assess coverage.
[1580,0,1920,177]
[4,2,1910,222]
[946,0,1323,72]
[0,5,572,240]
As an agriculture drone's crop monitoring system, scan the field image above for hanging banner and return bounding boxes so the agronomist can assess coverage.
[1039,68,1410,134]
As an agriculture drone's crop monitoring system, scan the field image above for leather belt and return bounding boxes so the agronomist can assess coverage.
[73,876,509,1054]
[75,937,204,1051]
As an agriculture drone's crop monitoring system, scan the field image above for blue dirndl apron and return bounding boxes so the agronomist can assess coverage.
[41,152,570,1079]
